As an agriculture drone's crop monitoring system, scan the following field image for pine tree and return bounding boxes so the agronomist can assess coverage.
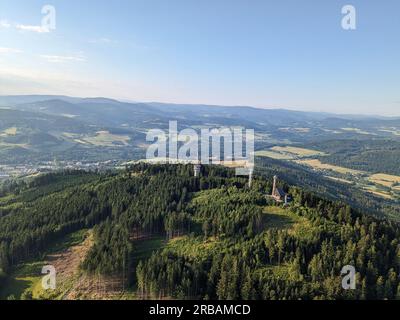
[376,276,385,299]
[395,284,400,300]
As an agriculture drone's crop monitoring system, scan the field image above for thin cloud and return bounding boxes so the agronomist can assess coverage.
[0,20,11,28]
[40,54,86,63]
[0,47,23,54]
[16,24,49,33]
[89,37,117,44]
[89,37,152,52]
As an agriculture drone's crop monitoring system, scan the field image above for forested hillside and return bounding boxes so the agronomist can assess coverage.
[255,156,400,221]
[1,164,400,300]
[307,140,400,176]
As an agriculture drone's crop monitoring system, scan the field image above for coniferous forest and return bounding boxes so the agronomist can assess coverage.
[0,164,400,300]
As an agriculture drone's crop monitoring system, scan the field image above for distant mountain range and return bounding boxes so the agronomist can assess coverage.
[0,95,399,165]
[1,95,398,123]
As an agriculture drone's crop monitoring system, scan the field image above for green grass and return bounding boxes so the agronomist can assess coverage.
[81,131,130,147]
[262,206,317,241]
[255,262,304,282]
[166,235,220,261]
[131,236,167,267]
[0,229,89,300]
[255,150,295,160]
[0,258,37,299]
[46,229,88,254]
[0,261,44,299]
[271,146,328,157]
[263,206,298,230]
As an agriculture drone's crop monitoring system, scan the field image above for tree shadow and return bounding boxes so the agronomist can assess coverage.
[263,213,294,230]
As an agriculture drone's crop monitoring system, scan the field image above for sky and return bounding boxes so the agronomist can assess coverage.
[0,0,399,116]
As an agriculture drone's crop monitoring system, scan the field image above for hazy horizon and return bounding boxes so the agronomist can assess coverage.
[1,0,399,116]
[2,93,400,118]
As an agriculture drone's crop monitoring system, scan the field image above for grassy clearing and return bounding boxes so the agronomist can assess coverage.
[294,159,364,175]
[81,131,130,147]
[0,193,17,206]
[220,160,249,168]
[0,261,43,299]
[255,150,295,160]
[63,131,131,147]
[362,185,393,199]
[263,206,317,241]
[378,129,400,136]
[166,236,220,261]
[321,128,343,134]
[368,190,393,199]
[131,236,167,267]
[0,142,29,149]
[255,145,327,160]
[263,206,298,230]
[62,132,79,138]
[368,173,400,188]
[278,127,310,133]
[0,230,90,300]
[61,114,78,118]
[255,263,304,282]
[340,127,375,135]
[271,146,327,157]
[324,176,353,184]
[0,127,18,136]
[48,229,89,253]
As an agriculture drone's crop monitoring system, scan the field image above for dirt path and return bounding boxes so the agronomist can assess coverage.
[43,230,131,300]
[47,232,94,282]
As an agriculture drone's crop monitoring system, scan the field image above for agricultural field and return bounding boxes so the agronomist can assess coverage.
[340,127,375,135]
[0,142,29,149]
[362,185,393,199]
[324,176,353,184]
[368,173,400,188]
[278,127,310,133]
[0,127,18,136]
[255,145,327,161]
[378,128,400,136]
[270,146,327,157]
[295,160,400,199]
[294,159,364,175]
[78,131,131,147]
[255,143,400,201]
[255,150,295,160]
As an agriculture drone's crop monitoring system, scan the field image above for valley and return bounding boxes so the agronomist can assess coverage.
[256,144,400,201]
[1,95,399,222]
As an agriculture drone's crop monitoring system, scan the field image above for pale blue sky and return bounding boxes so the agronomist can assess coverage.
[0,0,399,115]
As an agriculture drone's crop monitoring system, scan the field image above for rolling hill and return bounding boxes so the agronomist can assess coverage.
[0,164,399,300]
[1,95,400,167]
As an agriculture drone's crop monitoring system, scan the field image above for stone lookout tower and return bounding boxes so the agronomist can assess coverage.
[272,175,289,203]
[193,164,202,177]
